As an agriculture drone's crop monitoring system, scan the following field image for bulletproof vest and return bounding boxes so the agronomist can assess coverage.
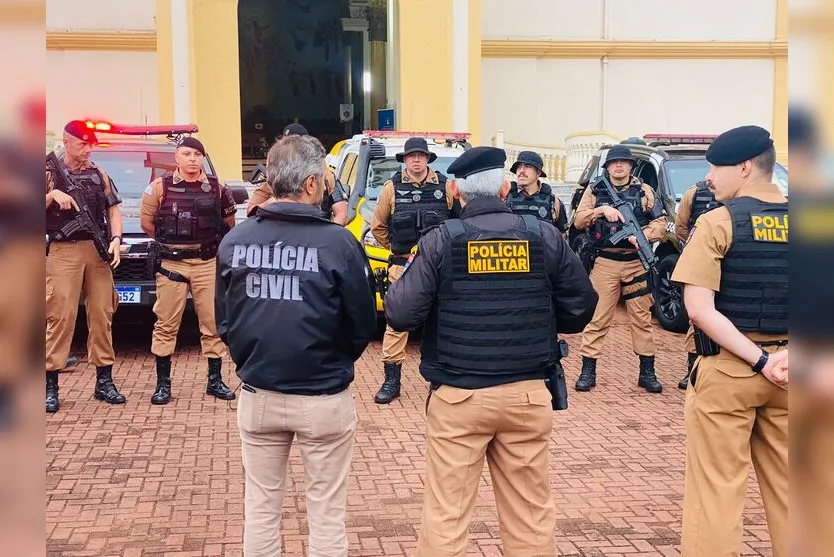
[46,163,108,239]
[505,181,553,222]
[689,181,721,230]
[434,215,557,378]
[155,173,223,246]
[714,197,788,334]
[388,172,449,254]
[590,180,650,249]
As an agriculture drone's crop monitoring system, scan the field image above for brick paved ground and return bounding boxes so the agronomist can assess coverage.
[46,308,773,556]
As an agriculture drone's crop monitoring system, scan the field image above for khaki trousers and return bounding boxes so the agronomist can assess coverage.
[45,241,117,371]
[417,380,556,557]
[238,386,356,557]
[381,263,408,363]
[0,239,42,381]
[682,359,788,557]
[685,323,696,354]
[580,256,655,359]
[151,257,225,358]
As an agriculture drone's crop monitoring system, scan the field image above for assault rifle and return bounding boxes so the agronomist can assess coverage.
[46,152,112,262]
[598,173,658,281]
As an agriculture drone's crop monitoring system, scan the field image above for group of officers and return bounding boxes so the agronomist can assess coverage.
[46,118,788,556]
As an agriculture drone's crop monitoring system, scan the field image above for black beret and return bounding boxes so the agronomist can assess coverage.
[283,123,308,136]
[706,125,773,166]
[177,137,206,156]
[447,146,506,179]
[510,150,546,178]
[64,120,97,144]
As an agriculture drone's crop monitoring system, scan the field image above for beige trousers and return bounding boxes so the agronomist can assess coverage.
[381,263,408,363]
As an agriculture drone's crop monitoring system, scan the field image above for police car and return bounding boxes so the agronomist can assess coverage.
[568,134,789,332]
[49,120,250,309]
[332,130,471,312]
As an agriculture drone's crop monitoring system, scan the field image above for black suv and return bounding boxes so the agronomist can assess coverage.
[49,122,250,309]
[567,134,789,333]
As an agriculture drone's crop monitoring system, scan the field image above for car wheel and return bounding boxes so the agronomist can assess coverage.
[653,254,689,333]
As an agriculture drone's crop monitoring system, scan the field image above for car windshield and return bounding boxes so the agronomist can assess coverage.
[365,156,458,200]
[89,148,212,199]
[664,159,789,200]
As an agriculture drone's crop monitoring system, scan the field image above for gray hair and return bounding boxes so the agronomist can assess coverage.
[454,168,506,202]
[266,135,326,198]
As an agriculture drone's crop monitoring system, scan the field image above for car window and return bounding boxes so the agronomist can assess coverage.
[663,159,789,200]
[578,155,600,186]
[339,153,358,186]
[89,148,212,199]
[365,156,458,201]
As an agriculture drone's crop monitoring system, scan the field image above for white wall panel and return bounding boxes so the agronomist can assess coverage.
[482,0,603,39]
[47,0,156,31]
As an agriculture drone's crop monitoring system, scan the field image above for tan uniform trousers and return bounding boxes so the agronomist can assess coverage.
[0,239,42,381]
[685,323,696,354]
[580,255,655,359]
[417,380,556,557]
[151,257,225,358]
[682,358,788,557]
[238,386,356,557]
[381,263,408,363]
[46,241,117,371]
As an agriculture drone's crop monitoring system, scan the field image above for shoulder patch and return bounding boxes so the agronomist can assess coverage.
[143,184,154,196]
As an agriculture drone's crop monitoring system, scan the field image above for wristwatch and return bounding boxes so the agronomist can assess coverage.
[752,349,769,373]
[111,235,122,244]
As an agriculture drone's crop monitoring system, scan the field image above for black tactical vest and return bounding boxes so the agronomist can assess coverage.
[590,180,651,249]
[689,181,721,230]
[506,181,554,222]
[46,162,108,240]
[432,215,556,380]
[155,173,223,246]
[388,171,449,254]
[714,196,788,334]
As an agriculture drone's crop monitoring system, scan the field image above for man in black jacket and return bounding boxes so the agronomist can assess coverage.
[215,134,376,557]
[385,146,598,556]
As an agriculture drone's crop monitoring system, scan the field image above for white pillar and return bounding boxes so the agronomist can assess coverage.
[452,0,469,133]
[171,0,191,124]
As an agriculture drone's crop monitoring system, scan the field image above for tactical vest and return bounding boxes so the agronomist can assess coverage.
[714,197,788,334]
[689,181,721,230]
[590,180,650,249]
[388,171,449,254]
[155,173,224,247]
[506,181,554,222]
[46,163,108,240]
[434,215,557,378]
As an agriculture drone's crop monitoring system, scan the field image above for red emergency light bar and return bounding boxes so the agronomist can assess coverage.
[642,133,717,145]
[364,130,471,141]
[83,120,199,136]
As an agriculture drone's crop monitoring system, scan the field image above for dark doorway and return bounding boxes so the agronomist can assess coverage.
[238,0,368,158]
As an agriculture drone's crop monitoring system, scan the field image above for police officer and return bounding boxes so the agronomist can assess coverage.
[506,150,568,235]
[671,125,788,557]
[45,120,126,413]
[572,145,668,393]
[140,137,236,404]
[370,137,455,404]
[246,123,348,225]
[384,146,597,556]
[674,180,721,389]
[216,134,377,556]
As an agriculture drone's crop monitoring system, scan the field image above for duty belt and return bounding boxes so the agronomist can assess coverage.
[596,249,639,262]
[160,247,203,260]
[389,254,410,266]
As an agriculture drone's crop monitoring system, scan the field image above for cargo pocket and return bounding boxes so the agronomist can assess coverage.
[434,385,475,405]
[527,387,552,407]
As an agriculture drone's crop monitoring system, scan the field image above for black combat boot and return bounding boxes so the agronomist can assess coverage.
[46,371,60,413]
[638,355,663,393]
[374,363,401,404]
[678,352,698,390]
[151,356,172,405]
[575,357,597,392]
[94,365,126,404]
[206,358,235,400]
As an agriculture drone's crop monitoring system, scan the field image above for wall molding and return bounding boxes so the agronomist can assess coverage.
[46,31,157,52]
[482,39,787,59]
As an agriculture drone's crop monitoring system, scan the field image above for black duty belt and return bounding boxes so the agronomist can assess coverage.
[389,254,410,266]
[244,383,349,397]
[757,339,789,348]
[596,250,639,262]
[160,247,203,260]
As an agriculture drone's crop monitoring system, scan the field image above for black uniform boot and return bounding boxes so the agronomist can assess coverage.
[374,363,401,404]
[678,352,698,390]
[46,371,60,413]
[575,357,597,391]
[638,355,663,393]
[206,358,235,400]
[151,356,172,405]
[94,365,126,404]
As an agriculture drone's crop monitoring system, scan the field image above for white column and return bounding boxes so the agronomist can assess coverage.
[452,0,469,133]
[386,0,398,112]
[171,0,191,124]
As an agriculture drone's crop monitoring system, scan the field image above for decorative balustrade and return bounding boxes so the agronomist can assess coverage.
[490,130,568,183]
